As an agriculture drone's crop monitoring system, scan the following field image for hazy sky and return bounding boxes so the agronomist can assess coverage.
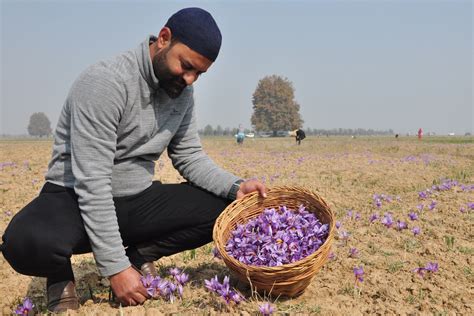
[1,0,472,135]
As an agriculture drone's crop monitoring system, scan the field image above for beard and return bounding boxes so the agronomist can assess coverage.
[152,47,187,99]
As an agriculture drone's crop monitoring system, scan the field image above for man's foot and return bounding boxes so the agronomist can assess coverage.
[138,262,158,277]
[47,280,80,313]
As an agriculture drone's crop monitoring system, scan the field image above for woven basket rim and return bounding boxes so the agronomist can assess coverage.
[213,186,336,272]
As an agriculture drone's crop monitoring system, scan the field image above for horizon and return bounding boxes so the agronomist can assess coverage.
[1,0,472,136]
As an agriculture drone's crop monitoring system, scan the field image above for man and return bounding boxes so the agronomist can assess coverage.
[295,128,306,145]
[1,8,266,312]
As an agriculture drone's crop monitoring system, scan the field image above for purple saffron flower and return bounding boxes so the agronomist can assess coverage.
[354,212,361,221]
[412,226,421,236]
[396,220,408,231]
[353,266,364,283]
[375,199,382,208]
[4,210,12,216]
[408,212,418,221]
[413,262,438,277]
[346,210,353,218]
[167,282,177,303]
[467,202,474,210]
[174,272,189,285]
[428,200,437,211]
[339,230,350,241]
[418,191,428,199]
[460,207,466,213]
[417,204,424,211]
[15,297,34,315]
[381,213,393,228]
[169,267,181,276]
[335,221,341,229]
[212,247,222,259]
[348,247,359,258]
[177,284,184,298]
[204,275,245,305]
[328,252,336,260]
[425,262,438,273]
[369,213,379,223]
[413,267,425,277]
[259,302,275,316]
[230,291,243,304]
[204,276,221,293]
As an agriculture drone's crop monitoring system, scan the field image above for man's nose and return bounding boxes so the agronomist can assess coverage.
[183,72,197,85]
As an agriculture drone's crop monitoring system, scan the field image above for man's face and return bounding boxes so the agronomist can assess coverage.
[152,42,212,99]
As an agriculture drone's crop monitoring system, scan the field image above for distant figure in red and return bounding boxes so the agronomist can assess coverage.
[418,128,423,140]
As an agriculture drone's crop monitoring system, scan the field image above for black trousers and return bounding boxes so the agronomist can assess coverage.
[1,181,230,282]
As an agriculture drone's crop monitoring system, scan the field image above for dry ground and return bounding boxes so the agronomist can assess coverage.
[0,136,473,315]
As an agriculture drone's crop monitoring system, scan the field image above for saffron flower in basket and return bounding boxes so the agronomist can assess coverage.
[225,205,329,266]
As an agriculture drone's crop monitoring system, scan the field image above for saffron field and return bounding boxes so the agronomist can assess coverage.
[0,136,473,315]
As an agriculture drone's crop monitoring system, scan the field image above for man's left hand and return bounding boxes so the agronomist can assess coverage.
[236,179,267,199]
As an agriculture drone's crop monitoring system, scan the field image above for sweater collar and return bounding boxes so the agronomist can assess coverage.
[136,35,160,91]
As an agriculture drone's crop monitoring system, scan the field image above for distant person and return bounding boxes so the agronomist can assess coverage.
[418,128,423,140]
[295,128,306,145]
[0,8,267,313]
[236,124,245,145]
[395,134,399,139]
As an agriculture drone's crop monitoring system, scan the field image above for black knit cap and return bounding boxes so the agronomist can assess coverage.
[165,7,222,62]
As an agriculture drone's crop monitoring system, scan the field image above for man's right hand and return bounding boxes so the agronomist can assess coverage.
[109,266,149,306]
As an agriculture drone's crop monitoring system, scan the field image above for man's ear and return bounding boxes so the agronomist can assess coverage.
[157,27,172,49]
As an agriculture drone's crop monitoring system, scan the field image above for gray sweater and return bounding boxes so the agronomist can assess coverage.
[45,36,240,276]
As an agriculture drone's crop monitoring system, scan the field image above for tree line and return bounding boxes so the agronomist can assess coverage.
[198,125,393,137]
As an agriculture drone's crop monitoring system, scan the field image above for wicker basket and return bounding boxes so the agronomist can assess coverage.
[213,186,335,297]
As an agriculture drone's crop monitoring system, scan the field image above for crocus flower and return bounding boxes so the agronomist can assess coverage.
[413,262,438,278]
[408,212,418,221]
[212,247,222,259]
[396,220,408,231]
[335,221,341,229]
[204,276,221,292]
[375,199,382,208]
[413,267,425,277]
[369,213,379,223]
[259,302,275,316]
[412,226,421,236]
[381,213,393,228]
[204,275,243,305]
[174,272,189,285]
[460,207,466,213]
[353,266,364,283]
[349,247,359,258]
[467,202,474,210]
[15,297,34,315]
[339,230,350,241]
[169,267,181,276]
[418,191,428,199]
[141,274,159,297]
[417,204,424,211]
[425,262,438,273]
[428,200,437,211]
[354,213,361,221]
